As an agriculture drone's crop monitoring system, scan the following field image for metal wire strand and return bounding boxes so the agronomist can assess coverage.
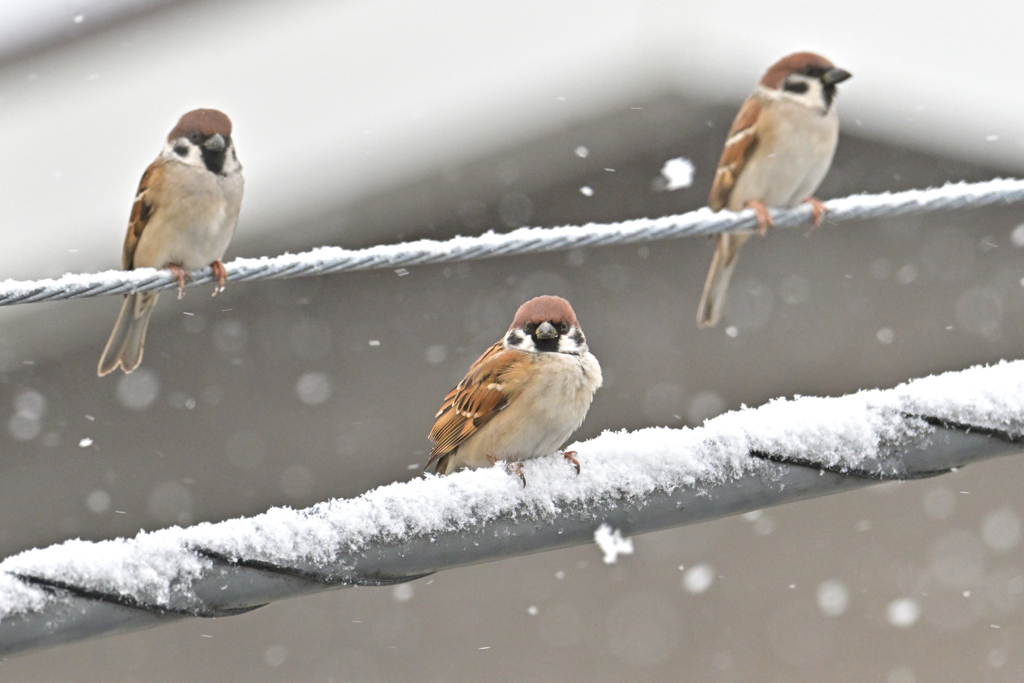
[1,177,1022,306]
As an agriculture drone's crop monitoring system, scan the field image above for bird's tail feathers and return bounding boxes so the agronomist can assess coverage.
[697,232,749,328]
[97,292,159,376]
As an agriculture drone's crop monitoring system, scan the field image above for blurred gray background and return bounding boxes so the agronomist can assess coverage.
[1,0,1024,681]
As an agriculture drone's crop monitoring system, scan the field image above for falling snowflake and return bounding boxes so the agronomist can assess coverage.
[593,523,634,564]
[659,157,695,191]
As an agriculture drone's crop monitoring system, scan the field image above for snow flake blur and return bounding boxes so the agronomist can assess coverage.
[658,157,695,191]
[593,524,634,564]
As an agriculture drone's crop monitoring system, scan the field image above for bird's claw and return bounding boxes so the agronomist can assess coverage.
[210,260,228,296]
[744,199,773,237]
[802,197,828,231]
[562,450,581,475]
[488,456,526,486]
[164,264,191,299]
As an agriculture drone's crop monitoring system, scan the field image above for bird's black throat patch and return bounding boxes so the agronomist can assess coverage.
[533,335,559,353]
[821,83,836,109]
[201,147,227,176]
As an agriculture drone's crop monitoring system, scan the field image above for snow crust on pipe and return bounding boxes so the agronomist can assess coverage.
[0,361,1022,620]
[896,359,1024,434]
[0,574,46,616]
[0,178,1022,305]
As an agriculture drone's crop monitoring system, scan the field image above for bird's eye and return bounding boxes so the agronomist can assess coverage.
[783,79,809,94]
[189,132,202,143]
[559,322,569,334]
[524,322,535,334]
[173,144,189,157]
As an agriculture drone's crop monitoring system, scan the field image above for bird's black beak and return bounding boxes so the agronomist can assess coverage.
[822,68,852,85]
[204,133,226,152]
[535,321,558,339]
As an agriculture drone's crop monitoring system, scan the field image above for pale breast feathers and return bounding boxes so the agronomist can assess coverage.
[708,97,762,211]
[426,343,528,465]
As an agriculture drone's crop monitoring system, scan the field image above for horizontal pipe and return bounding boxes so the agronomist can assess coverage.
[0,423,1018,658]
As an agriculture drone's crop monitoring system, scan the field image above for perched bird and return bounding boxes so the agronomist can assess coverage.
[697,52,851,328]
[426,295,602,482]
[98,109,244,376]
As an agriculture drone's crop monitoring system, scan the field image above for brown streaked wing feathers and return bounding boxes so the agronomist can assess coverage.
[708,97,761,211]
[122,160,163,270]
[426,342,523,468]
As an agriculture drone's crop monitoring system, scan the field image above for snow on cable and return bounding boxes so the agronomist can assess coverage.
[0,177,1022,306]
[0,360,1021,658]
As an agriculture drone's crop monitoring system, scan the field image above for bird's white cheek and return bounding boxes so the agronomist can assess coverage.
[505,335,536,352]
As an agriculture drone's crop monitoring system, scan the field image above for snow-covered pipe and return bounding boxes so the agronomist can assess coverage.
[0,361,1020,657]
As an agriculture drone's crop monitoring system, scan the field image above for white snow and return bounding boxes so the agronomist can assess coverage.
[295,372,333,405]
[981,508,1021,552]
[593,524,634,564]
[86,490,111,514]
[887,597,921,627]
[392,583,414,602]
[0,573,46,616]
[897,360,1024,434]
[659,157,695,191]
[816,579,850,617]
[0,360,1022,619]
[1010,224,1024,248]
[116,370,160,411]
[682,564,714,594]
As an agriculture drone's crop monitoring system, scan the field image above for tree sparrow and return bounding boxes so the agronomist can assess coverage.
[697,52,851,328]
[97,109,244,376]
[427,295,603,482]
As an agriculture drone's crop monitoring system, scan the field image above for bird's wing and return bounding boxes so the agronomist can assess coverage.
[426,342,528,467]
[708,97,762,211]
[122,159,165,270]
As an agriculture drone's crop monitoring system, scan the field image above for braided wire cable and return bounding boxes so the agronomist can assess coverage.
[1,177,1022,306]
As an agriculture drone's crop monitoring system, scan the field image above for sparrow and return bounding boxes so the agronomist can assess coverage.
[697,52,851,328]
[97,108,244,376]
[426,295,603,482]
